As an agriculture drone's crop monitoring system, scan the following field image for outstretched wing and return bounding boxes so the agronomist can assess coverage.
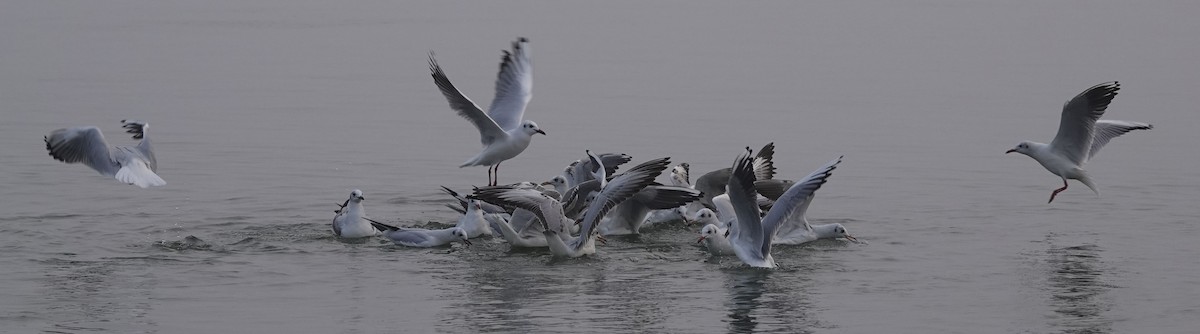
[1050,82,1120,165]
[430,53,508,146]
[45,126,119,176]
[486,37,533,131]
[761,156,842,238]
[1087,120,1152,161]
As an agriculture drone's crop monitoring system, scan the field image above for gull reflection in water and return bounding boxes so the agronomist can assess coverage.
[1043,239,1114,334]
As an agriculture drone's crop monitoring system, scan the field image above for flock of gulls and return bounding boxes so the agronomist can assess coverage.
[42,37,1153,268]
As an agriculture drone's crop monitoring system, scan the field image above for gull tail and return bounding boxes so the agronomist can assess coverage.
[1076,170,1100,196]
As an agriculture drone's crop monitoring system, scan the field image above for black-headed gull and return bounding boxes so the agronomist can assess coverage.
[331,189,381,238]
[372,222,473,248]
[429,37,544,186]
[44,120,164,188]
[1006,81,1153,203]
[455,199,493,239]
[471,158,670,258]
[726,148,842,268]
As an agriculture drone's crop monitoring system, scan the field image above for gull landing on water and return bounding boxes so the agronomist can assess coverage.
[429,37,545,186]
[44,120,165,188]
[725,148,843,268]
[1006,81,1152,203]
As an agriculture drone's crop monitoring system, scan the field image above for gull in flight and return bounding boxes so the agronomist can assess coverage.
[1006,81,1152,203]
[429,37,544,186]
[725,148,842,268]
[331,189,381,238]
[471,157,670,258]
[44,119,165,188]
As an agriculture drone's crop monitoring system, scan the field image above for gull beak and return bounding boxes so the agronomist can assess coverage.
[1005,149,1017,154]
[359,196,365,201]
[724,230,730,238]
[696,236,707,244]
[536,129,546,135]
[844,234,860,243]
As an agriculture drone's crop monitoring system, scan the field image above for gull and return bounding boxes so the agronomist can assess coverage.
[472,157,670,258]
[694,142,777,209]
[372,222,473,248]
[1006,81,1153,203]
[430,37,544,186]
[455,199,493,238]
[44,119,165,188]
[725,148,842,268]
[694,208,736,255]
[331,189,381,238]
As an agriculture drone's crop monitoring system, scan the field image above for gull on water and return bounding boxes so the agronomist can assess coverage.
[725,148,842,268]
[372,222,473,248]
[331,189,381,238]
[429,37,544,186]
[455,199,494,239]
[44,119,165,188]
[472,157,670,258]
[694,208,736,255]
[1006,81,1152,203]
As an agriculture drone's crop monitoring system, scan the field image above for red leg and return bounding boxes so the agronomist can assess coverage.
[1048,179,1068,203]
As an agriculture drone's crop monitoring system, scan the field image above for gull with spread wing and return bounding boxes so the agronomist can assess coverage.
[725,148,842,268]
[44,119,165,188]
[1006,81,1152,203]
[429,37,545,186]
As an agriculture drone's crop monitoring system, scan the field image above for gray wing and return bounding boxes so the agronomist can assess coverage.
[577,158,671,248]
[331,212,345,236]
[694,168,731,208]
[430,53,508,146]
[471,186,568,236]
[726,149,770,259]
[45,126,119,176]
[631,185,703,210]
[486,37,533,131]
[761,156,842,239]
[753,179,794,201]
[1088,120,1152,161]
[1050,81,1120,165]
[384,230,433,245]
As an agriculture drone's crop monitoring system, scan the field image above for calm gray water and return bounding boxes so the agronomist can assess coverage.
[2,1,1198,333]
